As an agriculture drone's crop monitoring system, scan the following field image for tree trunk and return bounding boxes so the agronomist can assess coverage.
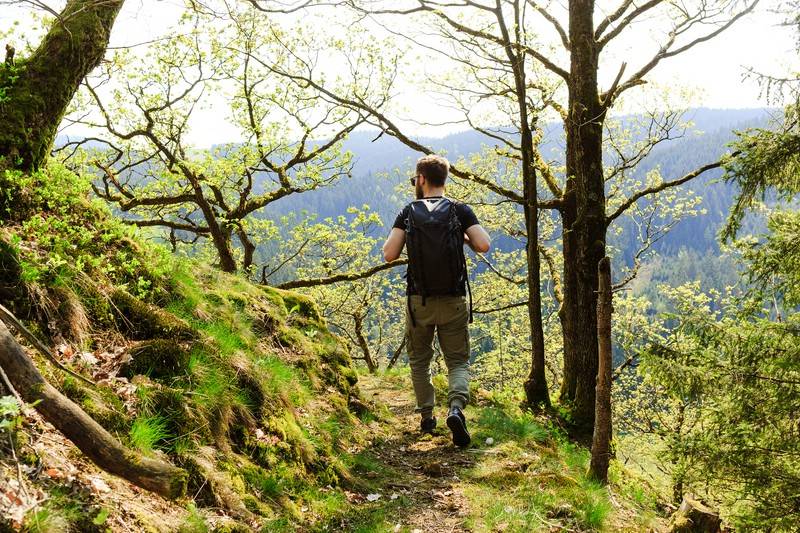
[0,320,187,498]
[558,192,579,401]
[494,3,549,407]
[0,0,125,171]
[387,336,406,369]
[185,174,237,273]
[353,314,378,373]
[560,0,607,431]
[668,494,722,533]
[522,158,550,407]
[238,228,257,274]
[589,256,612,483]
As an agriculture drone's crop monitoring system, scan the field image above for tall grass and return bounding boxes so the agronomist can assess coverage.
[129,415,170,452]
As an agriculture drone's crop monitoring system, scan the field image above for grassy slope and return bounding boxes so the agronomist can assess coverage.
[0,163,664,532]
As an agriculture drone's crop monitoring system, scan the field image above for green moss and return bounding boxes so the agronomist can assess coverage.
[111,289,196,340]
[279,290,324,326]
[258,286,290,316]
[242,494,273,517]
[60,377,128,433]
[121,339,192,379]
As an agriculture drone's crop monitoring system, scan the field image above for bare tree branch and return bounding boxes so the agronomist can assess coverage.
[275,259,407,289]
[610,1,759,101]
[605,157,733,224]
[596,0,664,47]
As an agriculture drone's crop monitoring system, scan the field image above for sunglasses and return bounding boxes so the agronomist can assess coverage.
[410,173,421,186]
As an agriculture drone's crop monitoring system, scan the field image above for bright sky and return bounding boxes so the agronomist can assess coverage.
[1,0,796,145]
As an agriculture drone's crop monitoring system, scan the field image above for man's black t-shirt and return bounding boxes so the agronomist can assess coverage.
[392,197,479,232]
[392,197,480,296]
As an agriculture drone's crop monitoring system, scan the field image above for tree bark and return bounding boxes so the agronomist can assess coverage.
[387,336,406,369]
[589,256,612,483]
[353,314,378,373]
[186,175,238,273]
[559,0,607,431]
[558,192,579,402]
[668,494,722,533]
[0,320,187,498]
[494,0,549,408]
[522,142,550,407]
[238,228,257,274]
[0,0,125,171]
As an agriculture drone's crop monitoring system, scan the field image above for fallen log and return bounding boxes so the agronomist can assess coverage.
[0,319,187,499]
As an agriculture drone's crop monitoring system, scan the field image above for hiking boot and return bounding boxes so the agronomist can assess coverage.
[446,406,471,448]
[420,416,437,434]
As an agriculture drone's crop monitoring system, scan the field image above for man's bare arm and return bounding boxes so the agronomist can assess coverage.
[464,225,491,253]
[383,228,406,262]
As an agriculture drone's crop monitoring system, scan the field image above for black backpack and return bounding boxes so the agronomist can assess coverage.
[404,197,473,324]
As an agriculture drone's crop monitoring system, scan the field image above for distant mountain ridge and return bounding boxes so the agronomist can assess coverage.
[266,108,774,258]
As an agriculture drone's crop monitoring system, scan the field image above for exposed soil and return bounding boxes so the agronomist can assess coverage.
[0,408,190,532]
[354,374,478,533]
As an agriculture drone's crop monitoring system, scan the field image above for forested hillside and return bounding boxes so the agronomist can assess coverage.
[0,164,662,531]
[268,107,768,226]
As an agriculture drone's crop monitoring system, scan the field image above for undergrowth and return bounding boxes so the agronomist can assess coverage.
[0,163,365,531]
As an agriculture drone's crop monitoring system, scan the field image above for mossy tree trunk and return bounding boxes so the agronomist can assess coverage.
[558,0,607,432]
[353,313,378,372]
[0,0,124,171]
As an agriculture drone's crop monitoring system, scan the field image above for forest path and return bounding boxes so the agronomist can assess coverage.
[327,371,659,532]
[353,372,480,533]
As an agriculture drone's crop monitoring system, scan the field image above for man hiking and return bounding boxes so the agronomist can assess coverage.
[383,155,491,448]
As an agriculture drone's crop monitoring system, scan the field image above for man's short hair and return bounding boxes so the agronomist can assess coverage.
[416,155,449,187]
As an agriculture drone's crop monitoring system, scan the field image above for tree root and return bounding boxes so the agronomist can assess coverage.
[0,320,187,499]
[187,447,258,524]
[0,302,94,386]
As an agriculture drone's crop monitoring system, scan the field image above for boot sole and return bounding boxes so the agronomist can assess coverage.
[446,414,471,448]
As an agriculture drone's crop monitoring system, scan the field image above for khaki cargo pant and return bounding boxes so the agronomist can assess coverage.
[406,295,470,416]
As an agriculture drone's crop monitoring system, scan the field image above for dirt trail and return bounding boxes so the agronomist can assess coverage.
[357,374,481,533]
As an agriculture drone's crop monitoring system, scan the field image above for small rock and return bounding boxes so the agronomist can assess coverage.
[366,493,382,502]
[89,477,111,494]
